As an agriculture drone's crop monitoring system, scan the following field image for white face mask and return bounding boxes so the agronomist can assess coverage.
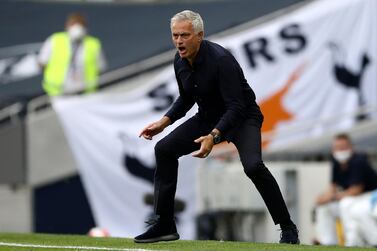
[333,150,352,164]
[68,24,86,41]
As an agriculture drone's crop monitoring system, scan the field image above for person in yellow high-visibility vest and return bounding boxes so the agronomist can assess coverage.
[38,13,107,96]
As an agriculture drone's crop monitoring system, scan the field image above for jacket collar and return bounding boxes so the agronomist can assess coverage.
[192,40,206,66]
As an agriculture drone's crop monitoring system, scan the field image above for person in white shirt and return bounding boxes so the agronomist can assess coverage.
[315,133,377,247]
[38,12,106,96]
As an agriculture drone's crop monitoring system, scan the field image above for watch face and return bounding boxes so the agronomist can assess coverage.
[213,135,221,144]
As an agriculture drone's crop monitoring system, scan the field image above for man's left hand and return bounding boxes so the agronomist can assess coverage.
[192,135,214,158]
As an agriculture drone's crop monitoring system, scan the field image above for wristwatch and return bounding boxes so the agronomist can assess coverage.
[210,132,221,145]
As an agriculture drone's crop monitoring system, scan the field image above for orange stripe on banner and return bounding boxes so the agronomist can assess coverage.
[260,62,306,149]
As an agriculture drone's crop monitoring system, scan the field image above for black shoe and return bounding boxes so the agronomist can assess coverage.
[279,224,300,244]
[134,216,180,243]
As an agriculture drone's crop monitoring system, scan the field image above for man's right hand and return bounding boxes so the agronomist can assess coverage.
[139,116,171,140]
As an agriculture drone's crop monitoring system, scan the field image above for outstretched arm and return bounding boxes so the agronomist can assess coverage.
[139,116,171,140]
[316,184,337,205]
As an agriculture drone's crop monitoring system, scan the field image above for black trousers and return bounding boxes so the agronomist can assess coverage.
[153,115,291,225]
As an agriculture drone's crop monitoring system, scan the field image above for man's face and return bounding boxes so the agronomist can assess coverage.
[171,20,203,63]
[332,138,353,164]
[65,19,87,41]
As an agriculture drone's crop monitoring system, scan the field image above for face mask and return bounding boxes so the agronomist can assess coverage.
[68,24,86,41]
[333,150,352,164]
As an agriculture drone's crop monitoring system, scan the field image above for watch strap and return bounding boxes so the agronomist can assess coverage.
[210,131,221,144]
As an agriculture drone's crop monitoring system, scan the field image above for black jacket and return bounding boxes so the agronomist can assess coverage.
[332,153,377,192]
[165,40,263,141]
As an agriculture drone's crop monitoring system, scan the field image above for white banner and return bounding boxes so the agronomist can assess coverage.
[215,0,376,149]
[52,0,376,239]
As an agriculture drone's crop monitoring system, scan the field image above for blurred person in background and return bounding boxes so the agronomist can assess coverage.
[38,12,106,97]
[315,133,377,246]
[135,10,299,244]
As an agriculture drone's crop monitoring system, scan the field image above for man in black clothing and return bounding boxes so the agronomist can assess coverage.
[315,133,377,246]
[134,10,299,244]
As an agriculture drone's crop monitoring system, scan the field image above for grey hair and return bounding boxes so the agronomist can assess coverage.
[170,10,204,34]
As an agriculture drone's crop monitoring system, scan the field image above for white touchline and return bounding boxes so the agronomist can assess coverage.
[0,241,167,251]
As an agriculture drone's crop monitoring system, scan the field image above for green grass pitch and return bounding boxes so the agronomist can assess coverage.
[0,233,374,251]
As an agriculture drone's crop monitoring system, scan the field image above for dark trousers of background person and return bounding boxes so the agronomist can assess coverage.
[153,115,291,225]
